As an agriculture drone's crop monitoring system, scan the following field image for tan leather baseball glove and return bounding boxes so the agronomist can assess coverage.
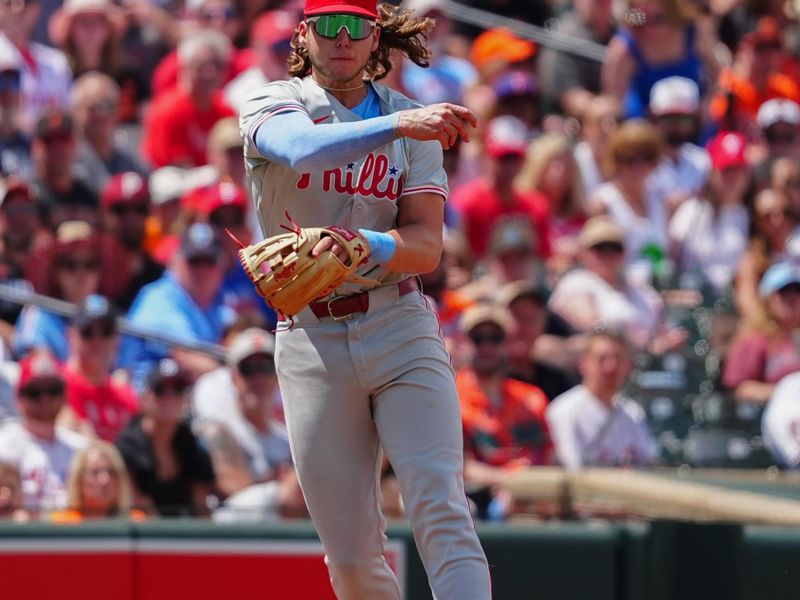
[237,213,372,317]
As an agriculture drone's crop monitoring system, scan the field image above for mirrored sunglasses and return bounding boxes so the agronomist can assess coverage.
[307,14,375,40]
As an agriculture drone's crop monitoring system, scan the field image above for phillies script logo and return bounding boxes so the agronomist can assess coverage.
[296,152,403,200]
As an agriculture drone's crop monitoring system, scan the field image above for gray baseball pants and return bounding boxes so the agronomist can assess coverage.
[275,284,492,600]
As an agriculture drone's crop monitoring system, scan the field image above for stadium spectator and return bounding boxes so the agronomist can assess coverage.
[119,222,229,389]
[602,0,719,119]
[769,157,800,217]
[646,76,710,217]
[546,328,658,470]
[498,280,580,401]
[711,16,800,132]
[145,164,218,261]
[51,440,146,521]
[0,353,88,513]
[574,94,622,197]
[206,117,245,188]
[537,0,615,117]
[762,371,800,469]
[194,327,290,499]
[467,26,536,86]
[589,119,667,274]
[149,0,248,97]
[735,187,798,320]
[668,130,751,294]
[70,72,148,196]
[515,133,587,274]
[488,70,542,135]
[141,30,235,169]
[548,216,686,352]
[60,295,138,442]
[30,110,99,229]
[0,0,72,134]
[723,261,800,403]
[456,303,552,519]
[0,181,47,326]
[224,8,298,112]
[48,0,127,79]
[15,220,130,361]
[399,0,476,107]
[0,461,27,521]
[450,115,549,260]
[0,35,32,180]
[116,358,215,516]
[753,98,800,184]
[99,173,164,309]
[457,219,545,304]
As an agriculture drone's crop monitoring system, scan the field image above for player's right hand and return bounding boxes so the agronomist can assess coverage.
[396,103,478,150]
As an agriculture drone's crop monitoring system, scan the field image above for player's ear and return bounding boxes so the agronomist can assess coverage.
[371,24,380,53]
[298,20,309,48]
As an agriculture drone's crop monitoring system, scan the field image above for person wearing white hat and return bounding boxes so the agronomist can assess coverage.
[646,76,710,217]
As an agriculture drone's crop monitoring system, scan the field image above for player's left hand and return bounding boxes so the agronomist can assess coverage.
[312,236,350,263]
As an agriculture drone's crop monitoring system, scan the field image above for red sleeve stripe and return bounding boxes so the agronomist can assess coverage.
[247,104,306,153]
[402,185,448,200]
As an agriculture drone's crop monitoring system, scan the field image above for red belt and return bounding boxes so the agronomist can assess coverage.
[310,278,419,320]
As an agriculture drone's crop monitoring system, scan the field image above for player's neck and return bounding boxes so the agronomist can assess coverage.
[313,74,369,108]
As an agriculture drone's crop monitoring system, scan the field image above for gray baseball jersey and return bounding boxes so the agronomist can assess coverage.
[240,76,448,296]
[239,77,492,600]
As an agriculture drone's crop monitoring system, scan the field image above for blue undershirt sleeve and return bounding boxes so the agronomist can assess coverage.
[254,110,402,172]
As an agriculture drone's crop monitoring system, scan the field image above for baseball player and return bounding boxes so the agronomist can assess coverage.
[238,1,491,599]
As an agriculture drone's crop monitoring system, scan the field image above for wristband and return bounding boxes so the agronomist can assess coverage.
[359,229,396,264]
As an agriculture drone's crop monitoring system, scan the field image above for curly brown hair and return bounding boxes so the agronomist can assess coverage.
[287,3,434,81]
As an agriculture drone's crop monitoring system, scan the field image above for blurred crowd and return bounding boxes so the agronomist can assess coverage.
[2,0,800,524]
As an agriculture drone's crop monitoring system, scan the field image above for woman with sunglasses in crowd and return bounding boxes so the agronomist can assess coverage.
[51,440,147,522]
[723,261,800,404]
[115,358,215,517]
[588,120,669,280]
[735,187,799,321]
[14,220,130,362]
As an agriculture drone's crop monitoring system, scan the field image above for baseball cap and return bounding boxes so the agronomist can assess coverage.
[1,179,34,206]
[101,172,150,209]
[487,219,535,256]
[55,220,95,248]
[180,222,223,260]
[706,131,748,171]
[226,327,275,367]
[493,70,539,100]
[251,9,297,45]
[198,181,248,216]
[71,294,117,330]
[460,303,513,335]
[484,115,529,159]
[649,76,700,116]
[145,358,191,391]
[35,110,74,140]
[304,0,378,18]
[578,216,625,250]
[208,117,243,155]
[498,279,549,308]
[470,28,536,74]
[759,261,800,297]
[149,165,218,206]
[17,353,64,393]
[756,98,800,130]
